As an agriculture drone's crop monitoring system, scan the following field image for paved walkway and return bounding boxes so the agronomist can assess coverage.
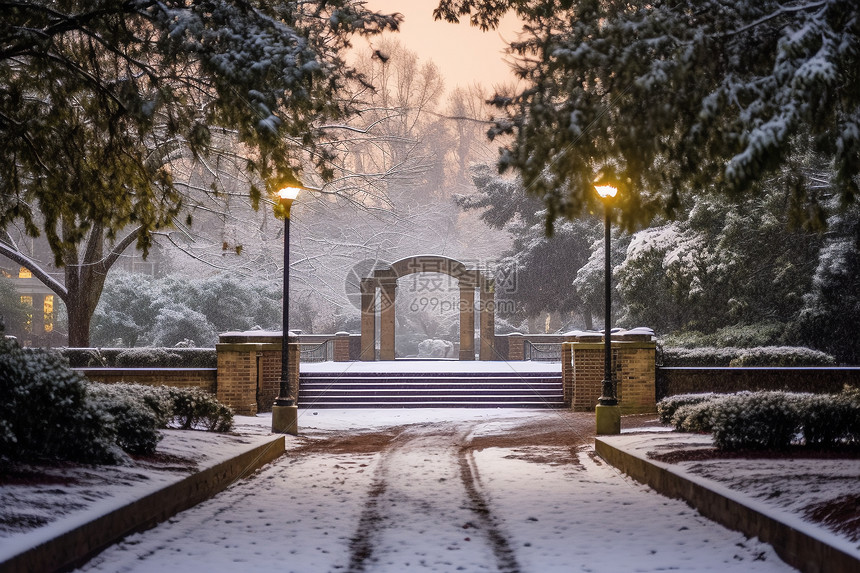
[75,410,796,573]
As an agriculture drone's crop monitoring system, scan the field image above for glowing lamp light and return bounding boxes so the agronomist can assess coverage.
[277,186,301,202]
[595,184,618,199]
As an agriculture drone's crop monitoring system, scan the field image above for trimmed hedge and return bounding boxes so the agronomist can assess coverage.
[728,346,836,367]
[661,345,836,367]
[60,347,217,368]
[659,387,860,450]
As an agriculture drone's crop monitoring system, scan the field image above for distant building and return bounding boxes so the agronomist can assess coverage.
[1,237,164,346]
[0,263,64,347]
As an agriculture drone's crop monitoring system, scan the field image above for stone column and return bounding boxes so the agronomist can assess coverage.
[379,278,397,361]
[360,279,376,361]
[478,281,496,360]
[459,283,475,360]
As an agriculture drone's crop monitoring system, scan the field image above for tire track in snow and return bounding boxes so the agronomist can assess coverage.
[458,446,522,573]
[345,422,518,572]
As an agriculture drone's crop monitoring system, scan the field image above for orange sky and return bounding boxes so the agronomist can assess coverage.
[363,0,521,91]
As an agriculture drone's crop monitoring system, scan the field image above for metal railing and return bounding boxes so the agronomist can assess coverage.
[299,340,334,363]
[523,341,562,362]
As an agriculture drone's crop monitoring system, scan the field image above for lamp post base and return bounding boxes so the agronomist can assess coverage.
[595,403,621,435]
[272,404,298,435]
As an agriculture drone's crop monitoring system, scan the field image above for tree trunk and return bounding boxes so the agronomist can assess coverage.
[60,221,141,348]
[66,290,96,348]
[583,311,593,331]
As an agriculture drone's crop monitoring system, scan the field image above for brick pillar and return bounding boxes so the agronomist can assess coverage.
[568,329,656,413]
[216,331,291,415]
[507,333,524,361]
[216,343,260,416]
[561,342,573,405]
[615,331,657,414]
[334,331,351,362]
[571,333,605,411]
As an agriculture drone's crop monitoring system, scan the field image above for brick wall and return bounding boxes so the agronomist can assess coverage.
[659,367,860,399]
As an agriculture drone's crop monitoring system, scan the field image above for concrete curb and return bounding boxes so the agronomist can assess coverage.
[595,436,860,573]
[1,435,285,573]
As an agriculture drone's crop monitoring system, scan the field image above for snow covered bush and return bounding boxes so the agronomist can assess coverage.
[662,389,860,450]
[656,393,719,424]
[671,400,724,433]
[0,338,123,464]
[728,347,836,367]
[798,394,857,447]
[661,345,835,367]
[60,347,217,368]
[60,348,108,367]
[87,384,164,455]
[114,348,183,368]
[661,347,742,367]
[89,383,234,435]
[163,387,233,432]
[842,385,860,404]
[709,392,804,450]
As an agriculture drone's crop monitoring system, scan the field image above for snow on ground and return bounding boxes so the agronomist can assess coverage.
[603,433,860,558]
[0,431,277,564]
[67,410,798,573]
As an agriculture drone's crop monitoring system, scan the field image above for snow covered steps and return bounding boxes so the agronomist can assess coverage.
[297,371,565,408]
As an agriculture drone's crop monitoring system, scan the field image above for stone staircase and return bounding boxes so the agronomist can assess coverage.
[297,370,565,408]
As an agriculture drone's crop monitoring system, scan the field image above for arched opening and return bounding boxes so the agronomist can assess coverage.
[360,255,495,361]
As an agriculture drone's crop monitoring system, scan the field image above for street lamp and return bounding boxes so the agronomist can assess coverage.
[272,185,301,435]
[595,183,621,435]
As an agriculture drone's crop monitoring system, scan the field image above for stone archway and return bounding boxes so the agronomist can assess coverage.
[359,255,495,361]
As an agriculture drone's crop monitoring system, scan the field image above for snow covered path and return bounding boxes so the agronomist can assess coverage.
[75,411,796,573]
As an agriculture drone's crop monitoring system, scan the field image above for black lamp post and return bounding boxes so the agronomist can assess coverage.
[273,185,300,416]
[595,184,618,409]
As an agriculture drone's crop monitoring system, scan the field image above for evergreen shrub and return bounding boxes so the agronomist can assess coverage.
[164,387,234,432]
[710,392,803,450]
[87,384,170,455]
[656,392,720,423]
[0,338,123,464]
[671,400,723,433]
[1,331,234,464]
[658,388,860,450]
[662,323,785,349]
